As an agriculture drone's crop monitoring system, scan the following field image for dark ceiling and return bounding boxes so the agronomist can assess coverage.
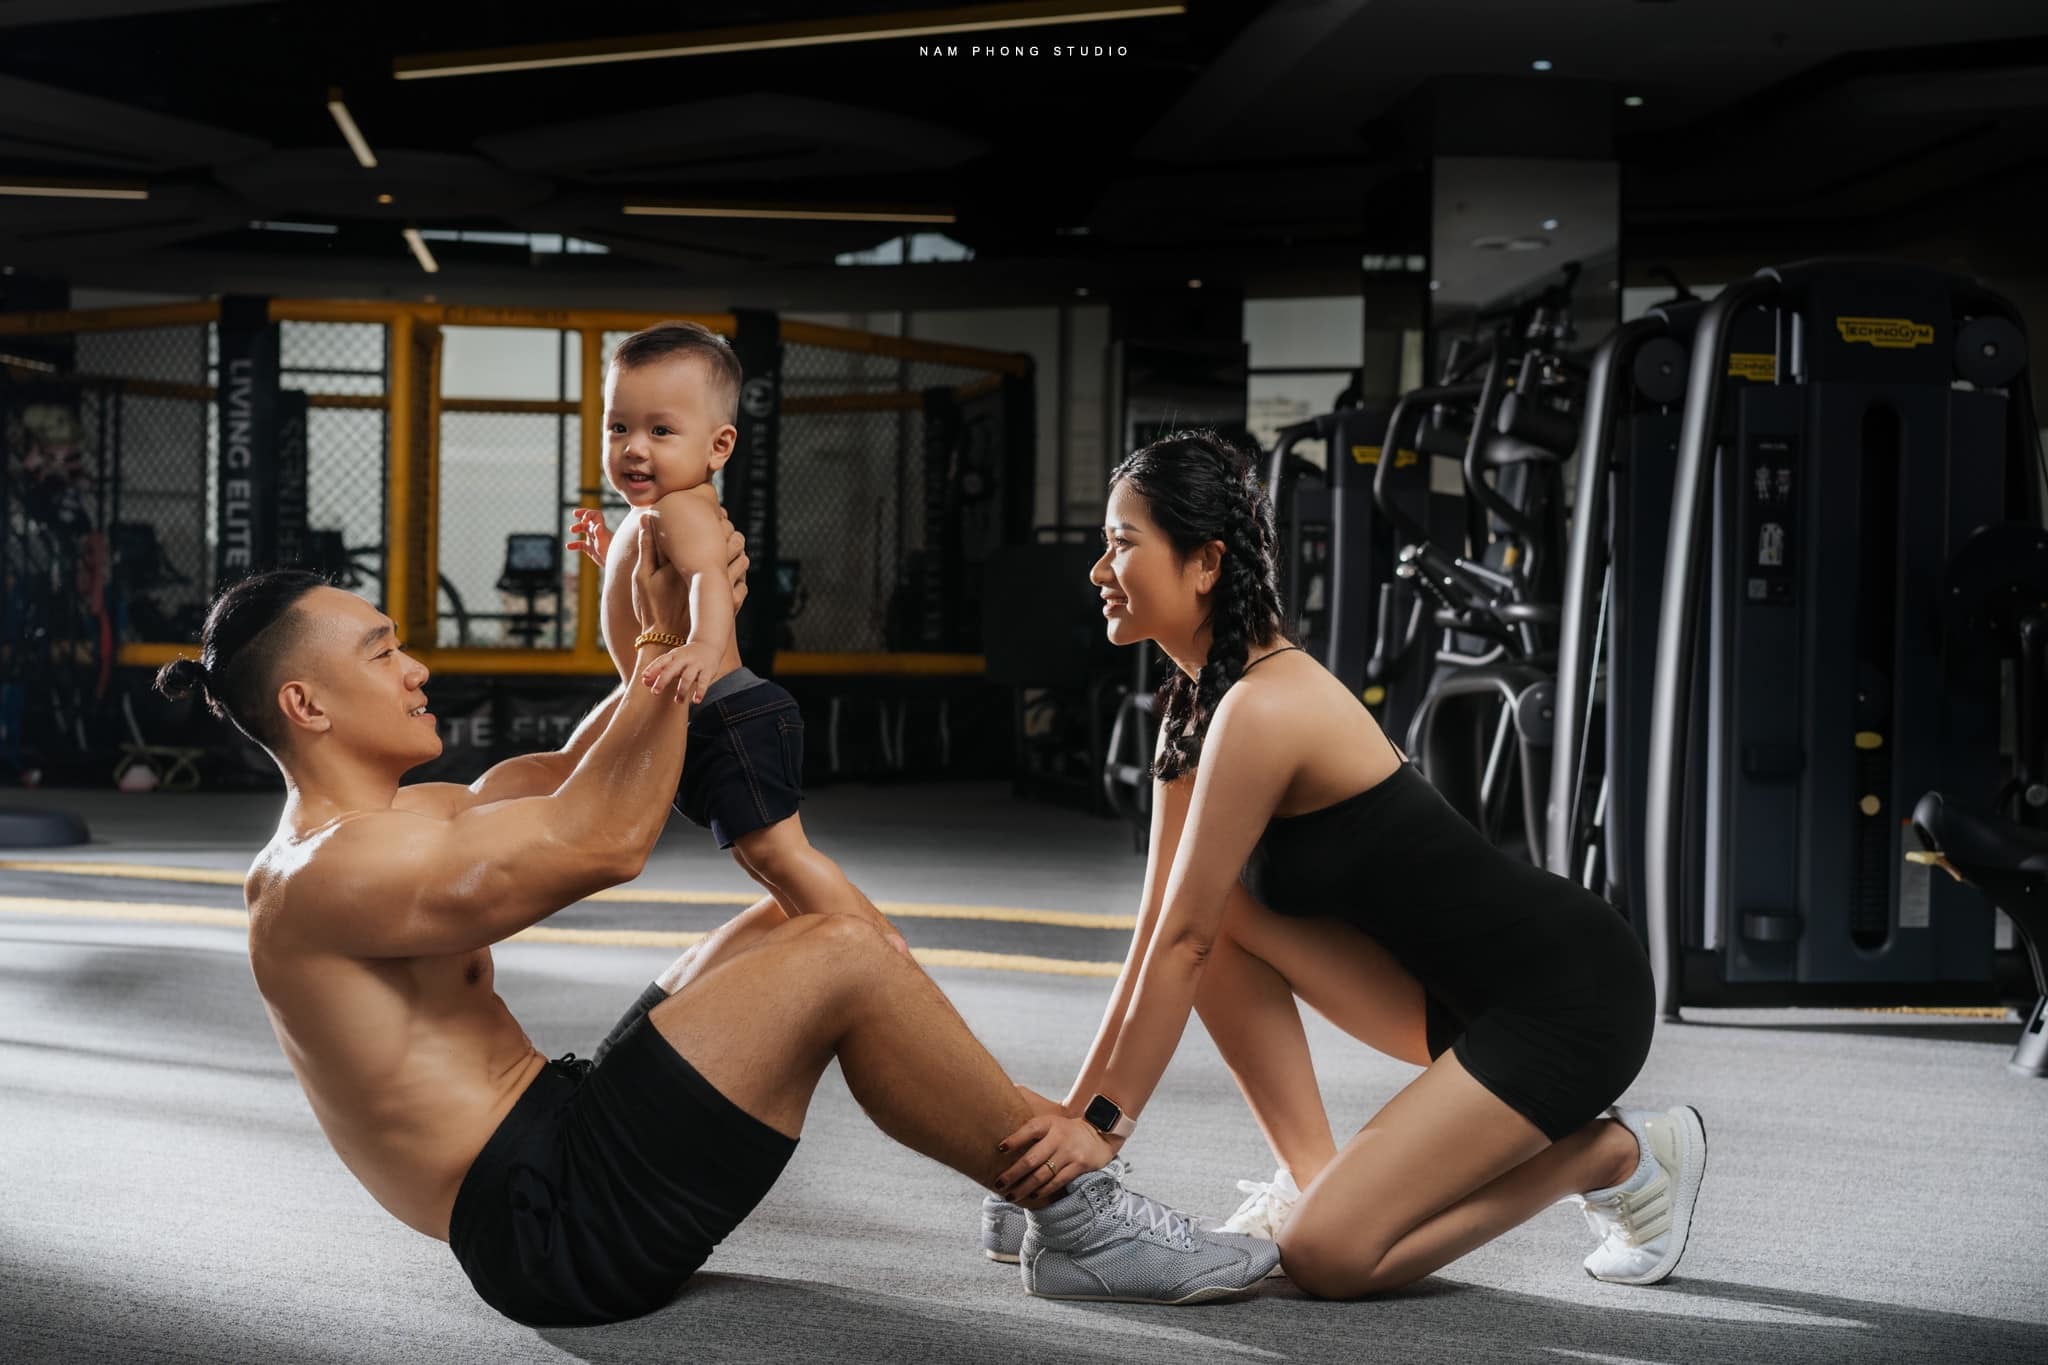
[4,0,2048,311]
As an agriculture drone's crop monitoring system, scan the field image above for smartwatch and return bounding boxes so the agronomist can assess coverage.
[1083,1093,1137,1139]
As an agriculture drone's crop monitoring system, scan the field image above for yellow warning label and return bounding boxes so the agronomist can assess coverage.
[1834,316,1935,349]
[1351,446,1420,468]
[1728,352,1775,381]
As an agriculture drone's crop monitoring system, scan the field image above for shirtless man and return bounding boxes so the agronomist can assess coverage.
[154,524,1275,1326]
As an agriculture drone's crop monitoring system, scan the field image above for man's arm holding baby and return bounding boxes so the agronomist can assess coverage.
[393,500,749,816]
[301,528,700,958]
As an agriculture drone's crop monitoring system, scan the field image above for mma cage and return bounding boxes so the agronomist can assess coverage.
[1,298,1034,785]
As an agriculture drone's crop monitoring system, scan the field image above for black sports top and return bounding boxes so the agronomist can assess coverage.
[1244,761,1635,1023]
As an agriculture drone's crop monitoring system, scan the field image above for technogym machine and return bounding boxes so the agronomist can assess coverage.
[1641,261,2041,1018]
[1369,285,1583,858]
[1266,408,1439,702]
[1908,519,2048,1076]
[1546,297,1780,935]
[1546,300,1698,927]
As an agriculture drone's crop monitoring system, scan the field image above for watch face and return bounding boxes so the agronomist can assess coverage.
[1084,1095,1120,1131]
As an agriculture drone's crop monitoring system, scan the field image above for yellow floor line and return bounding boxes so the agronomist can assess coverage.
[0,895,248,929]
[0,859,1134,930]
[1856,1006,2015,1019]
[587,886,756,906]
[875,902,1130,930]
[594,887,1134,931]
[0,895,1122,977]
[513,925,710,948]
[0,859,244,886]
[911,948,1118,979]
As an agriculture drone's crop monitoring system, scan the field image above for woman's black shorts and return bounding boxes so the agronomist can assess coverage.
[1421,947,1656,1142]
[1250,760,1656,1142]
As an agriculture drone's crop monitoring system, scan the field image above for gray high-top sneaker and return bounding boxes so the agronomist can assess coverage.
[981,1157,1131,1263]
[1020,1167,1279,1304]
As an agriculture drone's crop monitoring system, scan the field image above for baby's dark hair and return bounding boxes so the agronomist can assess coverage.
[610,320,743,425]
[1109,429,1288,783]
[153,569,329,750]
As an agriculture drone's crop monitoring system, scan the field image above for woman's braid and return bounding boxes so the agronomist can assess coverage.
[1141,437,1288,782]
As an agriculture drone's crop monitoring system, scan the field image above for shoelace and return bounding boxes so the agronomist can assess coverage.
[1229,1176,1297,1227]
[1109,1172,1195,1246]
[1577,1180,1659,1247]
[1577,1200,1622,1243]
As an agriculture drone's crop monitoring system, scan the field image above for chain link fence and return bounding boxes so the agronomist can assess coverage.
[6,304,1027,674]
[2,322,212,772]
[777,341,1007,653]
[277,320,387,608]
[2,302,1030,785]
[436,326,583,649]
[438,409,578,648]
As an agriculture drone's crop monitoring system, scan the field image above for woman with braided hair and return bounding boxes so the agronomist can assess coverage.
[987,429,1705,1297]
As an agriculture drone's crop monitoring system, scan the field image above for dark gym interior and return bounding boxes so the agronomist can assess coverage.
[4,3,2047,1362]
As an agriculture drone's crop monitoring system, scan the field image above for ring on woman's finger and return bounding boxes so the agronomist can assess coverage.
[1043,1159,1060,1178]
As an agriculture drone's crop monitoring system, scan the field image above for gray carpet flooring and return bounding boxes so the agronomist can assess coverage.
[2,784,2044,1363]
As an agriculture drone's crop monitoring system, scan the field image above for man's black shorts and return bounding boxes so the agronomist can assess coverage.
[676,677,805,849]
[448,994,798,1326]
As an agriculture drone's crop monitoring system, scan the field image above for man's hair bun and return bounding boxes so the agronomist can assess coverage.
[153,656,211,703]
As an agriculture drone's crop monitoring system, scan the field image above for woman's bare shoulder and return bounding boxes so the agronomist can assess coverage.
[1225,647,1345,711]
[1216,650,1393,784]
[1212,652,1325,736]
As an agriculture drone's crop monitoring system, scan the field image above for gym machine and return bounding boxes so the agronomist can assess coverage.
[1546,294,1780,936]
[1907,520,2048,1075]
[493,533,563,647]
[1367,278,1585,858]
[1267,407,1409,698]
[1642,261,2044,1017]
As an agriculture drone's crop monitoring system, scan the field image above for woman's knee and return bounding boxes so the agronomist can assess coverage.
[1278,1222,1385,1300]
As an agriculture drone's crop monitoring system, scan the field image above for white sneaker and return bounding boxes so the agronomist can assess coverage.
[1569,1105,1708,1285]
[1216,1167,1301,1240]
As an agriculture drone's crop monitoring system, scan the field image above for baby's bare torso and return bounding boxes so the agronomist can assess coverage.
[601,489,744,683]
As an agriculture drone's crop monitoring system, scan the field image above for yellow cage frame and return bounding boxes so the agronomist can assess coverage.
[0,299,1029,677]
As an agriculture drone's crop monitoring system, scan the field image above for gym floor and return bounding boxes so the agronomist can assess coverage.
[2,784,2043,1364]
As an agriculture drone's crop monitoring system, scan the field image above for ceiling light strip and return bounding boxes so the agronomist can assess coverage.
[623,203,956,224]
[394,1,1184,79]
[326,95,379,169]
[402,228,440,274]
[0,180,149,200]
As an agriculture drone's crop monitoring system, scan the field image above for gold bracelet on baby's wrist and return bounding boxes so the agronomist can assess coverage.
[634,630,686,650]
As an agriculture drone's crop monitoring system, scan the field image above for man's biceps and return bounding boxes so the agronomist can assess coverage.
[404,857,509,927]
